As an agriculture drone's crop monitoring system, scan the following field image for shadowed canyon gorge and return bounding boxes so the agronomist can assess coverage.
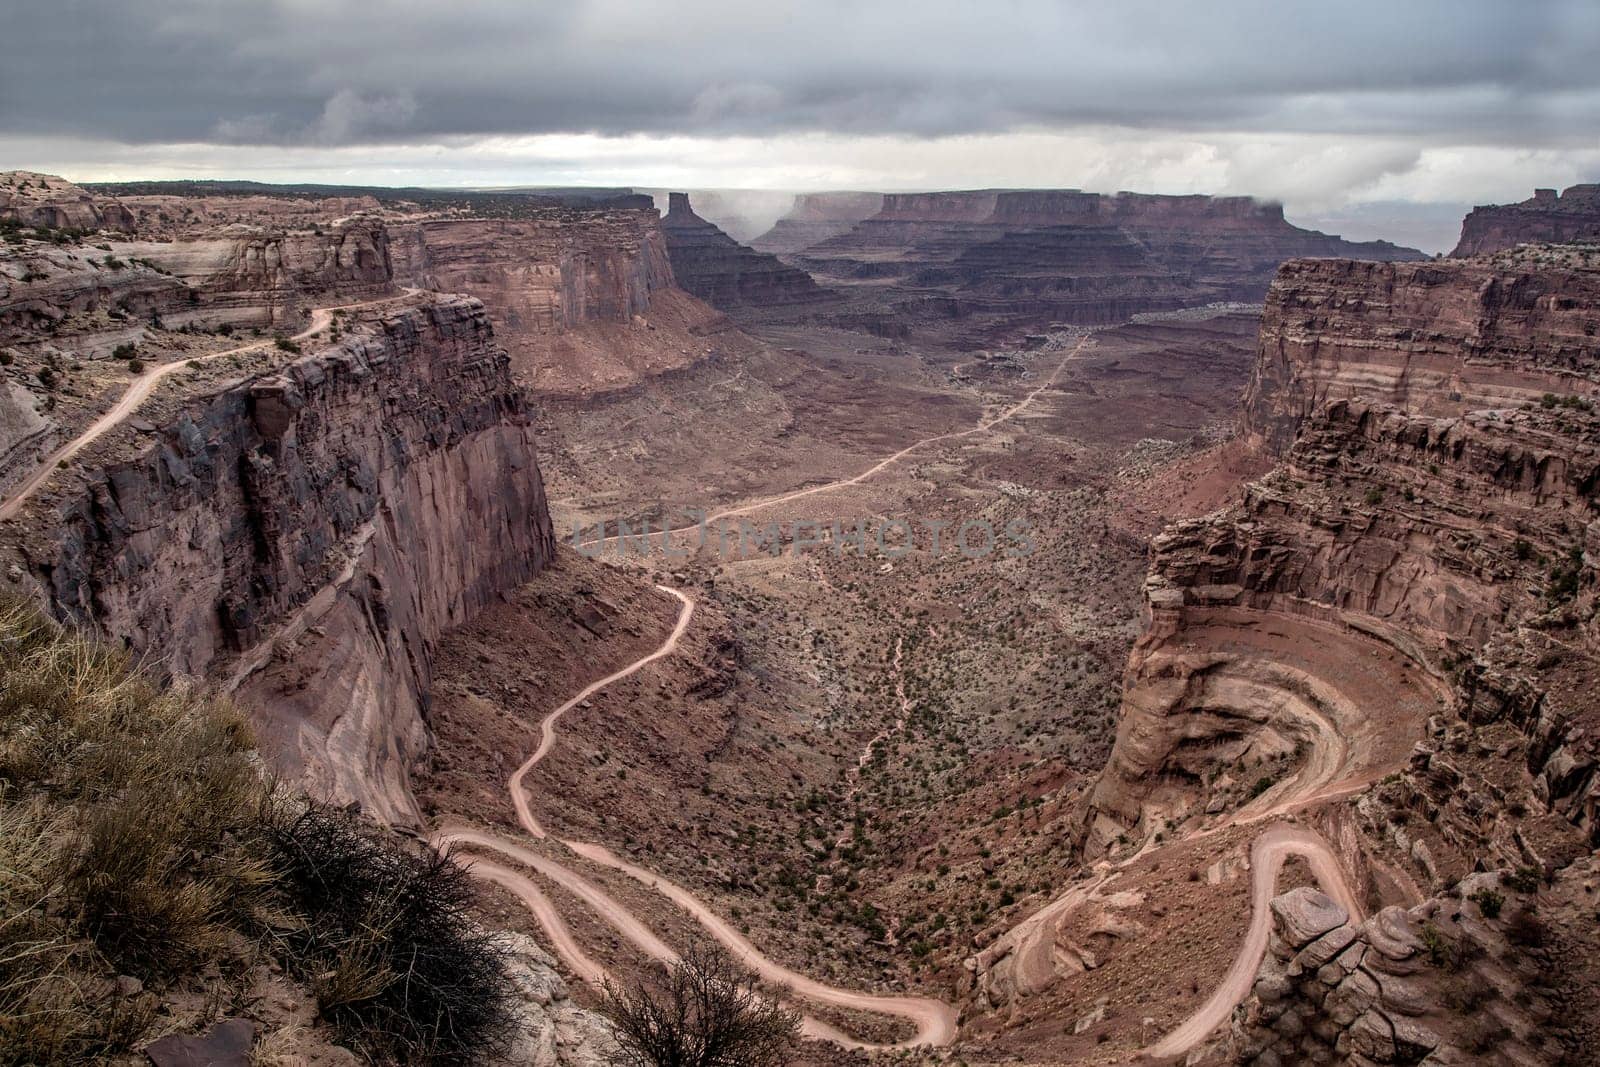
[3,155,1599,1067]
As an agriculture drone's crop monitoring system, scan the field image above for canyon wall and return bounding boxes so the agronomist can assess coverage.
[660,192,828,310]
[1084,250,1600,863]
[794,189,1424,333]
[0,171,134,232]
[22,296,555,823]
[1245,255,1600,452]
[749,191,883,255]
[1084,397,1597,845]
[108,216,396,328]
[1453,184,1600,257]
[390,207,735,394]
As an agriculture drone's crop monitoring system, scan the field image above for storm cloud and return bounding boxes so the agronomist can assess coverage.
[6,0,1599,146]
[3,0,1598,248]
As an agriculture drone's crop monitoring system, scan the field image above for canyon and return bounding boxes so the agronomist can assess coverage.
[660,192,829,310]
[770,189,1425,345]
[2,168,1598,1067]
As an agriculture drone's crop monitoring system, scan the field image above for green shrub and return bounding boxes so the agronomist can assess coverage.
[274,336,301,354]
[1505,866,1542,893]
[1469,887,1504,920]
[0,604,516,1065]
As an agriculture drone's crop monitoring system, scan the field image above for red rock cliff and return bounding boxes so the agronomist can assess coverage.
[1245,255,1600,452]
[24,295,554,823]
[1453,185,1600,257]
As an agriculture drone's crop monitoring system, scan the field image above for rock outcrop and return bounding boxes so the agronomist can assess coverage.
[389,206,738,395]
[1245,254,1600,452]
[1084,393,1598,850]
[393,210,672,333]
[497,934,617,1067]
[1083,246,1600,852]
[1235,867,1588,1065]
[23,295,555,823]
[0,171,134,232]
[795,189,1423,330]
[1453,185,1600,257]
[108,215,396,328]
[749,191,884,255]
[660,193,828,310]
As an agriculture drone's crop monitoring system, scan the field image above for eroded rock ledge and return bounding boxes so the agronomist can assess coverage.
[27,295,555,822]
[1245,255,1600,453]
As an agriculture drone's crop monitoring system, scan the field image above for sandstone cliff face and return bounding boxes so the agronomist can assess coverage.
[0,171,134,232]
[660,193,828,309]
[1084,397,1597,848]
[1453,184,1600,257]
[392,211,672,331]
[26,296,554,823]
[748,192,883,255]
[1245,256,1600,452]
[388,207,733,394]
[108,216,395,328]
[797,189,1423,330]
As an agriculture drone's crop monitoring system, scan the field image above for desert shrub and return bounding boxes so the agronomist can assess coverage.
[1469,887,1505,920]
[602,943,800,1067]
[1505,866,1542,894]
[125,358,144,374]
[274,336,300,354]
[0,797,157,1064]
[111,342,137,360]
[0,604,514,1064]
[265,806,517,1064]
[0,600,277,975]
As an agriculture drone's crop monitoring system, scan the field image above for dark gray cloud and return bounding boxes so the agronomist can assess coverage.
[4,0,1599,147]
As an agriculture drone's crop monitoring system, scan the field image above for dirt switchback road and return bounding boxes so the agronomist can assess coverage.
[1147,823,1363,1059]
[445,584,960,1049]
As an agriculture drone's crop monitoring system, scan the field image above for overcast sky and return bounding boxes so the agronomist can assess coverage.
[5,0,1600,249]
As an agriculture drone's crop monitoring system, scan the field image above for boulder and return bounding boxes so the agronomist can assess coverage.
[1271,888,1349,949]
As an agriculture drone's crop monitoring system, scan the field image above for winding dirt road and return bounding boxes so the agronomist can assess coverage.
[1148,824,1362,1059]
[439,339,1099,1047]
[0,292,411,522]
[445,584,958,1048]
[508,586,696,840]
[655,334,1088,538]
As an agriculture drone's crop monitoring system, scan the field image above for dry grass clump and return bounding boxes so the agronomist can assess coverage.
[265,807,517,1063]
[0,602,515,1064]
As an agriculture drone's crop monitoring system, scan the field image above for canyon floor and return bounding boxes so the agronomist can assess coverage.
[416,305,1272,1062]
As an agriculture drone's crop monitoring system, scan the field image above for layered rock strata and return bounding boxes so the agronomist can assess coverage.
[795,189,1422,327]
[1453,184,1600,257]
[1245,255,1600,452]
[390,206,733,394]
[23,296,555,822]
[107,215,395,328]
[1084,397,1597,849]
[0,171,134,232]
[749,191,884,255]
[660,193,828,309]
